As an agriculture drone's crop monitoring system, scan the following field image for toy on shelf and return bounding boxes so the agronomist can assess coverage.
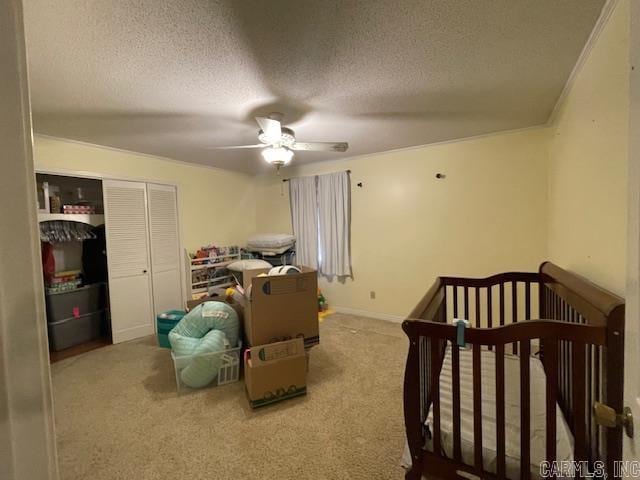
[186,245,241,299]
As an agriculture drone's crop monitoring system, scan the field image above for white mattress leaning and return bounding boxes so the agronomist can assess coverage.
[401,347,573,480]
[246,233,295,249]
[245,244,294,256]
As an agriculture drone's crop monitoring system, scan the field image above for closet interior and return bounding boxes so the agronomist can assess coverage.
[37,173,183,362]
[37,173,110,361]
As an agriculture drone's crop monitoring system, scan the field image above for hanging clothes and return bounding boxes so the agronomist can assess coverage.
[39,220,98,243]
[82,225,108,283]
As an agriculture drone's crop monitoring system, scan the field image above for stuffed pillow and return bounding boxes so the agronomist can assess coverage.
[227,259,272,272]
[169,301,240,388]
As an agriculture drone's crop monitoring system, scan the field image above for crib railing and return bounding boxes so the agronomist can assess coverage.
[403,319,608,479]
[403,262,625,479]
[539,262,625,475]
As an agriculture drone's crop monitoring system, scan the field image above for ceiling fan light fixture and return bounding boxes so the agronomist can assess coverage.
[261,146,293,166]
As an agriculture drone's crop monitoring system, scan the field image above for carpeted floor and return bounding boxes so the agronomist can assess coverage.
[51,313,408,479]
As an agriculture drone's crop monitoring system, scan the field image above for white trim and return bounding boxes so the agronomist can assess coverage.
[34,134,253,178]
[36,165,182,187]
[38,122,548,180]
[624,0,640,460]
[261,124,550,178]
[111,325,155,344]
[547,0,620,125]
[333,306,404,323]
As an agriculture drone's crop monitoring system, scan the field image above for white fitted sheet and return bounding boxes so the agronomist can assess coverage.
[402,347,574,480]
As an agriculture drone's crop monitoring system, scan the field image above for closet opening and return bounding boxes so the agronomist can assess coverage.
[37,173,111,362]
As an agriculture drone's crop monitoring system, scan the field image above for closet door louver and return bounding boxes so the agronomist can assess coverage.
[103,180,154,343]
[147,183,183,316]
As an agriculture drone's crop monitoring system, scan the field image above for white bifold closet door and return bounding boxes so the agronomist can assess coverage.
[103,180,155,343]
[146,183,183,316]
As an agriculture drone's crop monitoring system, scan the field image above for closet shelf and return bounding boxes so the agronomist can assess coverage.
[38,213,105,227]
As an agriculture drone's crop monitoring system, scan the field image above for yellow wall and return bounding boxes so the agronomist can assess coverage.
[255,128,549,318]
[33,136,256,252]
[547,0,630,296]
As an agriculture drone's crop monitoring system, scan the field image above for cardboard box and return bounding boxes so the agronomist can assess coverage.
[240,266,319,348]
[245,338,307,408]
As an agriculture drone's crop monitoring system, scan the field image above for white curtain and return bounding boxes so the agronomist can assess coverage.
[317,171,351,277]
[289,176,318,269]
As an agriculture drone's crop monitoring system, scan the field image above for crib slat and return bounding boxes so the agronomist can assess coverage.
[525,281,531,320]
[572,342,587,463]
[487,286,493,328]
[453,286,458,318]
[499,283,505,326]
[495,344,505,478]
[543,338,558,464]
[472,343,483,472]
[452,344,462,462]
[464,286,469,319]
[512,281,518,354]
[512,281,518,323]
[520,340,531,480]
[430,339,441,455]
[475,287,480,328]
[495,343,506,479]
[539,284,546,318]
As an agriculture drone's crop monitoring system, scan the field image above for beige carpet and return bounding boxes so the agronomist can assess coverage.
[51,313,408,479]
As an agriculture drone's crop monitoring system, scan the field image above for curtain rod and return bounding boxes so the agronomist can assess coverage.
[282,170,351,182]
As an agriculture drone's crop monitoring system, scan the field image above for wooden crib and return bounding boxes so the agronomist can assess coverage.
[403,262,625,479]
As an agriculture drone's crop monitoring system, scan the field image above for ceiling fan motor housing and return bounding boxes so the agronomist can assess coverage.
[258,126,295,146]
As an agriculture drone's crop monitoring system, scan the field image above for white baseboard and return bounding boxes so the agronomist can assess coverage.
[333,306,405,323]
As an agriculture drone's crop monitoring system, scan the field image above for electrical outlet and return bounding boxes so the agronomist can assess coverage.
[370,291,376,299]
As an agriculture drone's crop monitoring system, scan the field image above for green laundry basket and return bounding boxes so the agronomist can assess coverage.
[157,310,186,348]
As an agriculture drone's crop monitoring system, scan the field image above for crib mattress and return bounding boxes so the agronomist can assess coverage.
[403,347,574,479]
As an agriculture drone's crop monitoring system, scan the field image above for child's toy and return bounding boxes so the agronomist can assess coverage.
[318,288,327,312]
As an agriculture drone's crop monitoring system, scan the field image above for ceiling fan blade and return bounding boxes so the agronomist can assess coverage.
[255,116,282,142]
[205,144,265,150]
[291,141,348,152]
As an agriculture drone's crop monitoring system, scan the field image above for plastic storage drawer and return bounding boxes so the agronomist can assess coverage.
[48,310,106,351]
[45,283,106,322]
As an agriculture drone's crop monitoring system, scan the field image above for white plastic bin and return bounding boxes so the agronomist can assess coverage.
[171,341,242,393]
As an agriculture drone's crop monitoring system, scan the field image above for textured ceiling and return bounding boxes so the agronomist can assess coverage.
[23,0,604,174]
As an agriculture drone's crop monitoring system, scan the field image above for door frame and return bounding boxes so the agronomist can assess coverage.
[1,0,58,478]
[624,0,640,461]
[35,167,188,312]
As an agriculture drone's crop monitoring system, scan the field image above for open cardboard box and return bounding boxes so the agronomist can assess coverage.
[239,266,319,348]
[244,338,307,409]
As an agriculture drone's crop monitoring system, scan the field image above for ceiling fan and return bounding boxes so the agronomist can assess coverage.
[209,112,348,172]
